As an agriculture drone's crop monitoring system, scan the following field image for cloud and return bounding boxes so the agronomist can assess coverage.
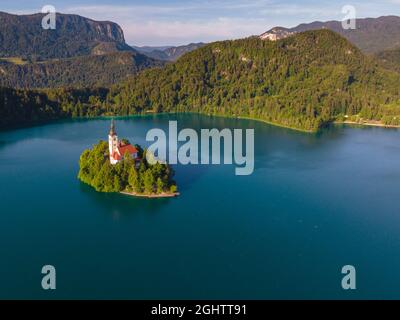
[64,1,275,18]
[39,0,400,45]
[118,17,274,46]
[62,1,332,45]
[63,2,279,45]
[260,4,338,17]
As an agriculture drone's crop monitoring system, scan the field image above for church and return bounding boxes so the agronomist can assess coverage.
[108,119,139,165]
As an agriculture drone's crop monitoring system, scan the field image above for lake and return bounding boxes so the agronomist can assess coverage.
[1,114,400,299]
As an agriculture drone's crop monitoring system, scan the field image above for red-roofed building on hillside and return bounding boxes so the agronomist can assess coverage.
[108,119,139,165]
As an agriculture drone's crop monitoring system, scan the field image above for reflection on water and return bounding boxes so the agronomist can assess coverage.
[78,182,174,218]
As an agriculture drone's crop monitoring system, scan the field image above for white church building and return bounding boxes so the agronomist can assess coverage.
[108,119,139,165]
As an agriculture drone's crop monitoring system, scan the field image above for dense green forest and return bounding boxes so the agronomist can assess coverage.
[0,51,164,88]
[106,30,400,131]
[78,141,177,195]
[0,87,108,128]
[376,47,400,72]
[2,30,400,131]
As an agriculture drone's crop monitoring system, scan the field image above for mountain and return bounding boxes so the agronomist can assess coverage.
[260,16,400,54]
[107,30,400,131]
[260,27,296,41]
[0,11,135,60]
[134,43,206,61]
[3,30,400,131]
[163,43,206,61]
[132,46,173,53]
[0,12,164,88]
[0,51,164,88]
[133,48,170,61]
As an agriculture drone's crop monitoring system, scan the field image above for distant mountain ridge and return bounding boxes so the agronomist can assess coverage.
[134,43,206,61]
[132,46,173,53]
[260,16,400,53]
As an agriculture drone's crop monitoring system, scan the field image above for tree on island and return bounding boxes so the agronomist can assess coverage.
[78,140,177,196]
[143,170,155,194]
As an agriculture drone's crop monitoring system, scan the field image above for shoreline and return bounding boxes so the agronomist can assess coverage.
[120,191,180,199]
[101,112,400,133]
[235,115,315,133]
[4,112,400,135]
[159,111,316,133]
[335,120,400,129]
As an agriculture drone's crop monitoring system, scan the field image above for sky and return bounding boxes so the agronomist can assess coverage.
[1,0,400,46]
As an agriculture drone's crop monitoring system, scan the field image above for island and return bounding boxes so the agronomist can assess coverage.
[78,119,178,198]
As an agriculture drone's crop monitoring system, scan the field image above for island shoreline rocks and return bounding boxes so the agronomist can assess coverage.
[120,191,180,198]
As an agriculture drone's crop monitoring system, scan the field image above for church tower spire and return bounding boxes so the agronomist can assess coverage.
[109,118,116,136]
[108,119,119,164]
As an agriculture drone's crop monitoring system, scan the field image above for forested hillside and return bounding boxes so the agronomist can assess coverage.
[2,30,400,131]
[0,52,164,88]
[0,87,109,128]
[106,30,400,131]
[376,47,400,72]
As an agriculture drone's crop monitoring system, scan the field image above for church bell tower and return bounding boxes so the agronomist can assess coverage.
[108,119,118,157]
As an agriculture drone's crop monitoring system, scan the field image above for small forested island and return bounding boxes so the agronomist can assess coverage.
[78,120,178,198]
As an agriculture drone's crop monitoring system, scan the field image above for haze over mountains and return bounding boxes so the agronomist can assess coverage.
[133,43,206,61]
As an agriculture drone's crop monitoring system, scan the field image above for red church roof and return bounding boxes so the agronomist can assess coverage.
[118,144,138,156]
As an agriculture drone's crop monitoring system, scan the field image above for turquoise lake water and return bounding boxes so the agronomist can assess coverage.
[1,114,400,299]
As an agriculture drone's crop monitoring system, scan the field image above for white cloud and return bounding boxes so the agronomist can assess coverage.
[63,3,278,45]
[117,17,274,46]
[63,2,330,45]
[16,0,400,46]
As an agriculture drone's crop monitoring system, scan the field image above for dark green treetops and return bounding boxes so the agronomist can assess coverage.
[2,30,400,132]
[78,140,177,196]
[107,30,400,131]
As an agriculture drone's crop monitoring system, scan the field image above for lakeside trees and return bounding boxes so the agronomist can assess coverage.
[106,30,400,131]
[78,140,177,195]
[2,30,400,132]
[0,87,109,128]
